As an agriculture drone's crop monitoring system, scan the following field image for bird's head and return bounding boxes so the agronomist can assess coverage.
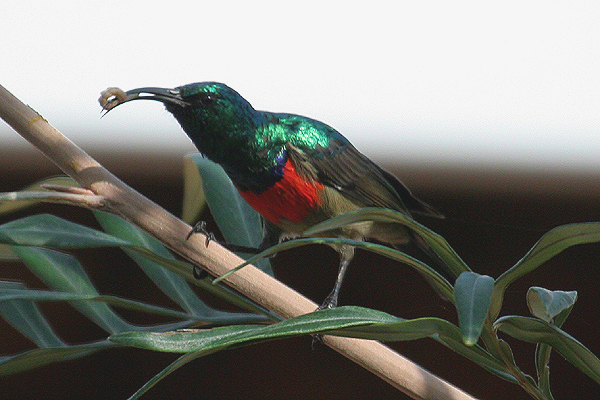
[100,82,263,156]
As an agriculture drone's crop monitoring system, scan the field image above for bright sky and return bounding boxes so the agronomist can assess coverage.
[2,1,599,171]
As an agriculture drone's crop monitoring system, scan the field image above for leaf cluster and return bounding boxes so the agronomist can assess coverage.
[0,155,599,399]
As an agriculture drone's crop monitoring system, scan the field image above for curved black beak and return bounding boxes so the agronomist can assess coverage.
[99,86,188,113]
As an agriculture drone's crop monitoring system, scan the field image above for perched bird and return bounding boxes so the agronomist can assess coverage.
[100,82,449,309]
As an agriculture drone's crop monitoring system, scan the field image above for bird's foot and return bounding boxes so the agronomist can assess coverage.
[186,221,213,280]
[317,296,338,311]
[188,221,263,255]
[187,221,216,247]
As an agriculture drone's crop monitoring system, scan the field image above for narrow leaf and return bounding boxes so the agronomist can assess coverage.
[127,350,218,400]
[303,207,469,278]
[0,281,64,348]
[11,246,134,334]
[109,307,443,353]
[493,223,600,318]
[0,214,276,320]
[94,211,274,323]
[495,315,600,385]
[0,213,130,248]
[536,350,554,400]
[0,288,194,322]
[111,325,260,353]
[337,319,513,381]
[215,237,454,300]
[95,210,202,312]
[454,272,494,345]
[111,306,510,381]
[0,341,114,376]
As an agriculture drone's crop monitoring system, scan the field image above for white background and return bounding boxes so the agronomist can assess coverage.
[2,1,599,171]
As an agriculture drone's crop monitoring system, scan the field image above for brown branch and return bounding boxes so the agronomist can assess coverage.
[0,84,477,400]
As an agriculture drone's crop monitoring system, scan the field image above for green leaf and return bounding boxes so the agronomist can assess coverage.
[536,349,554,400]
[215,237,454,300]
[186,155,260,249]
[126,351,215,400]
[333,314,512,381]
[492,223,600,319]
[0,288,194,322]
[303,207,469,278]
[93,211,268,325]
[95,211,202,312]
[186,155,272,275]
[111,324,260,353]
[0,214,276,320]
[123,310,514,398]
[492,338,538,386]
[497,339,517,368]
[0,213,130,249]
[526,286,577,325]
[454,272,494,345]
[111,306,511,381]
[0,341,115,376]
[11,246,135,334]
[495,315,600,385]
[110,306,402,353]
[0,281,64,348]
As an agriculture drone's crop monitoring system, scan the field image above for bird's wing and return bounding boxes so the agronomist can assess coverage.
[287,134,443,219]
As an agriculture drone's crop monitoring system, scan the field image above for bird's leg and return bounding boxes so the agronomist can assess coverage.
[318,256,352,310]
[312,255,352,348]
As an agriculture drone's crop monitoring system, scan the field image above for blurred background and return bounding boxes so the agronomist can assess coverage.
[2,1,599,399]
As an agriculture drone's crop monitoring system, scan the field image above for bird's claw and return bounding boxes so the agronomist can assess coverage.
[187,221,215,247]
[187,221,214,280]
[317,295,338,311]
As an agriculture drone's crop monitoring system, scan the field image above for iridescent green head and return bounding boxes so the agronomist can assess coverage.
[169,82,260,137]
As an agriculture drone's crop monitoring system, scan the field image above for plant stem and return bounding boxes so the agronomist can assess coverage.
[482,320,547,399]
[0,84,477,400]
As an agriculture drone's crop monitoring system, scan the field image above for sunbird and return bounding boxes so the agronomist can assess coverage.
[100,82,450,309]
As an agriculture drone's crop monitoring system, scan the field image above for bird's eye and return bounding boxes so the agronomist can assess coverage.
[186,92,217,107]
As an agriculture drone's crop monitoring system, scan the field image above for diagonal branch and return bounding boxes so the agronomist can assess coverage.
[0,84,476,400]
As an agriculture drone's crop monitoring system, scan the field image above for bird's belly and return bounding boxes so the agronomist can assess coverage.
[236,160,412,246]
[236,159,324,228]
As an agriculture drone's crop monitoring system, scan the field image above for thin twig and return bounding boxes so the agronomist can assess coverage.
[0,84,477,400]
[0,190,107,210]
